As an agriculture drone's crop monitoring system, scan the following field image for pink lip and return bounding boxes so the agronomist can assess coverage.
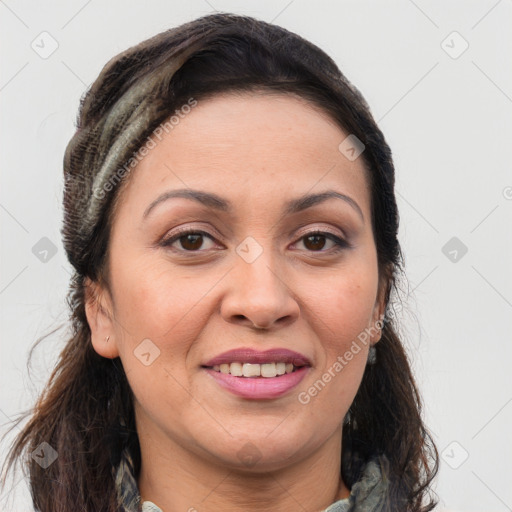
[204,366,309,400]
[202,348,311,367]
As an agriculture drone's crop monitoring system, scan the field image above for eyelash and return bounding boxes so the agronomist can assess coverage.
[160,227,350,255]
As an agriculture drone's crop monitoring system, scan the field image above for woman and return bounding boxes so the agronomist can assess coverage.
[1,12,438,512]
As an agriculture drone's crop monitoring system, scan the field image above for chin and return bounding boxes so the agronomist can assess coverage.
[206,434,314,473]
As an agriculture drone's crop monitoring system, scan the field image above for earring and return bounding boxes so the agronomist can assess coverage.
[367,345,377,365]
[105,336,110,343]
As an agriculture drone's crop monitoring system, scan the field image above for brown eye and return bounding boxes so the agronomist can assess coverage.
[161,229,216,252]
[303,234,327,251]
[297,231,349,253]
[180,233,204,251]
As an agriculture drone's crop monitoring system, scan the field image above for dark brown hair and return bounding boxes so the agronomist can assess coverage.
[1,12,438,511]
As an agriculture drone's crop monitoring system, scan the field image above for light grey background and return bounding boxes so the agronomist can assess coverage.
[1,1,511,511]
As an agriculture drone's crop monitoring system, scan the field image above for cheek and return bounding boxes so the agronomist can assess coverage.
[108,255,239,416]
[109,258,212,412]
[313,260,378,343]
[301,253,378,402]
[109,253,217,347]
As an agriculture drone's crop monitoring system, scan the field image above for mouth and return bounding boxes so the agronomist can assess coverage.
[201,348,311,399]
[202,361,306,378]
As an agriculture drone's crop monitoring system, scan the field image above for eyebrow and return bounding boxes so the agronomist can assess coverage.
[143,188,364,221]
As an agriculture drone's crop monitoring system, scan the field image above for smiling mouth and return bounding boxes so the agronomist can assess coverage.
[202,362,306,378]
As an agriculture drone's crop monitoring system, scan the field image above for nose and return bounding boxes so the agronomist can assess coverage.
[220,248,300,332]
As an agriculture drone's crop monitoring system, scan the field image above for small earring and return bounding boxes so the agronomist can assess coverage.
[105,336,110,343]
[367,345,377,365]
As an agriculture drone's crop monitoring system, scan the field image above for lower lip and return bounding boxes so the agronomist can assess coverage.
[204,367,309,400]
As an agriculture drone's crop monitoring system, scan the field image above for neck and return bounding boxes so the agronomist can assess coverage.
[137,425,350,512]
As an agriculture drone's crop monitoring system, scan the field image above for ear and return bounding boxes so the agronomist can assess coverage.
[84,276,120,359]
[369,268,391,345]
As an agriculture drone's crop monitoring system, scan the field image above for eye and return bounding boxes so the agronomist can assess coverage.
[294,230,349,253]
[160,228,218,252]
[160,228,350,254]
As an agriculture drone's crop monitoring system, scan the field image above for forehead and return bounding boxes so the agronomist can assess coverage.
[114,91,370,216]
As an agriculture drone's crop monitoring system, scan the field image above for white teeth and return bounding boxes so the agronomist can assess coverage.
[209,361,302,377]
[230,362,243,376]
[242,363,260,377]
[261,363,277,378]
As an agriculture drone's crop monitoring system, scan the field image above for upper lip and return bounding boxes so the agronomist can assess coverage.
[202,348,311,367]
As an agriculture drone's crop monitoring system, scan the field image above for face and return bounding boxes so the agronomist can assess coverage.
[85,92,386,473]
